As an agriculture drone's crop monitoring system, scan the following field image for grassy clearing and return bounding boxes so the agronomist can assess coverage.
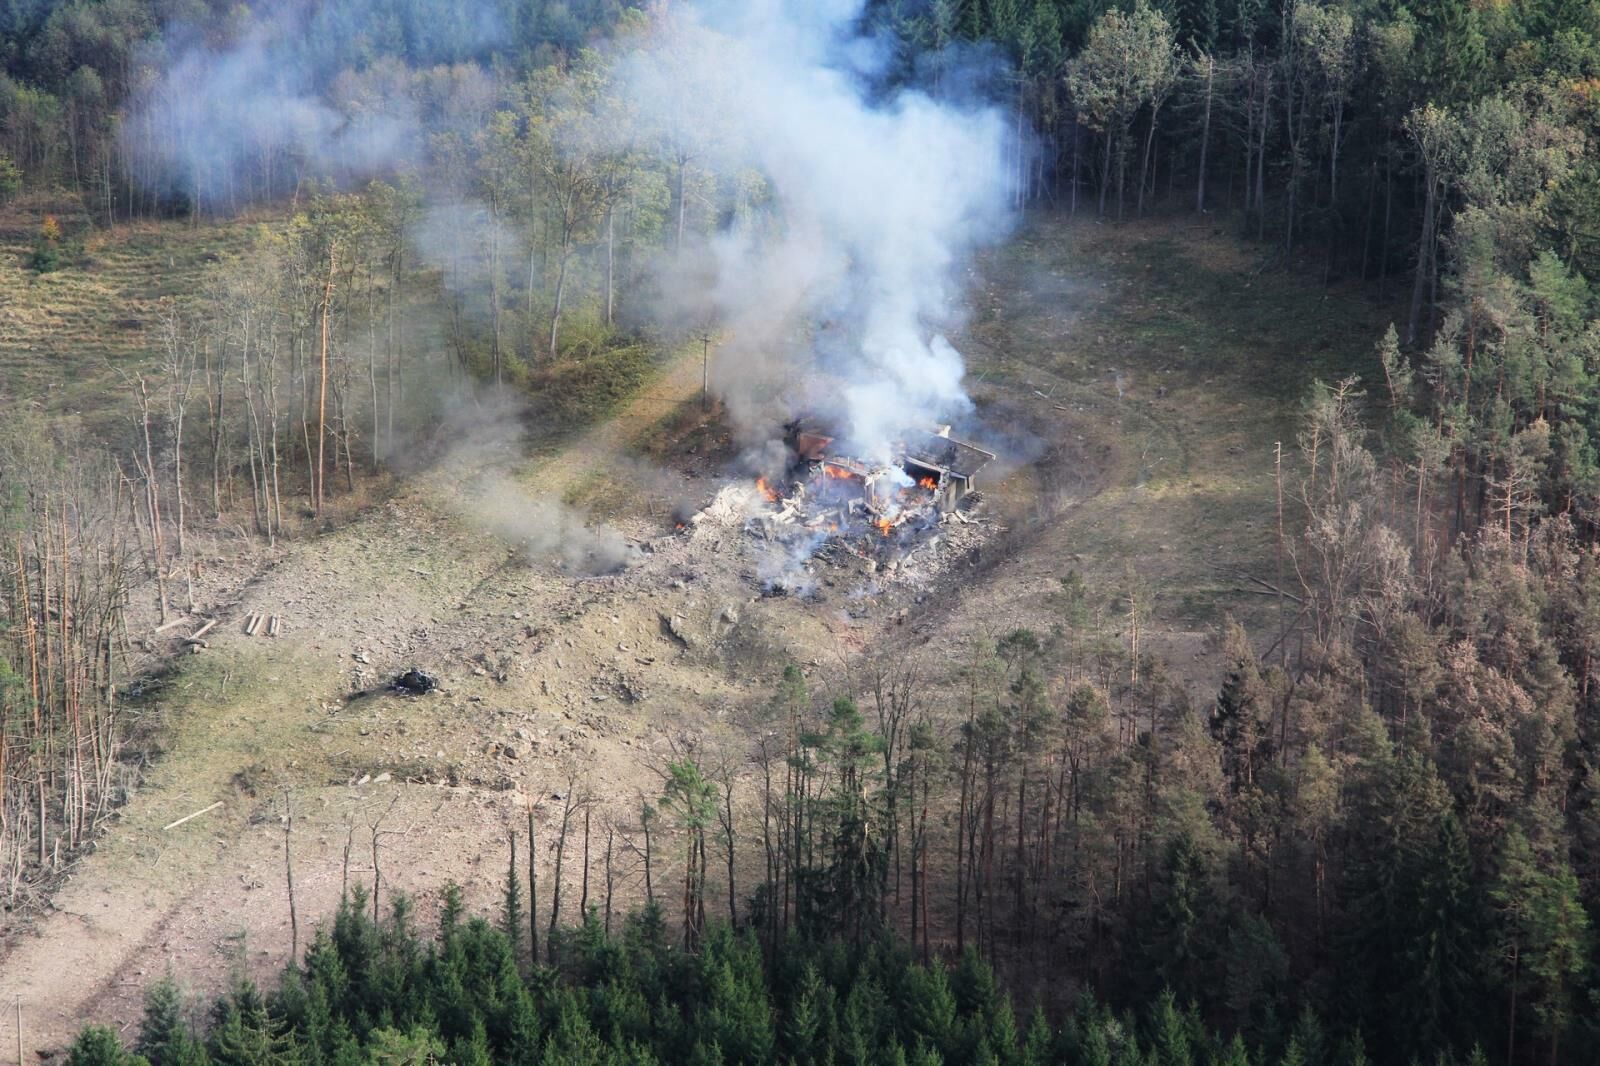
[963,213,1398,641]
[522,341,668,449]
[0,208,258,424]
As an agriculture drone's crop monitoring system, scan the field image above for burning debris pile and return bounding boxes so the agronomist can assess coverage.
[683,419,998,593]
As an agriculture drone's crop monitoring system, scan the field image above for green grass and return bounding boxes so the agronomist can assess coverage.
[963,212,1399,637]
[523,341,661,440]
[0,209,258,430]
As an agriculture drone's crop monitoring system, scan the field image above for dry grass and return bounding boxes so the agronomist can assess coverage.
[0,204,258,429]
[955,212,1399,662]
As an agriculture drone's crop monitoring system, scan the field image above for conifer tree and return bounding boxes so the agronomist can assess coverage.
[136,977,190,1066]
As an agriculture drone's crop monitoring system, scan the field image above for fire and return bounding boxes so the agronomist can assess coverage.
[756,477,780,502]
[917,476,938,490]
[874,516,893,536]
[822,464,858,480]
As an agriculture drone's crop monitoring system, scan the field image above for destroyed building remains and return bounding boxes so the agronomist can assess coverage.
[734,418,995,565]
[784,418,995,514]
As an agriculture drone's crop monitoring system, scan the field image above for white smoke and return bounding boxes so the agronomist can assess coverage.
[430,391,636,577]
[122,0,1011,468]
[469,473,636,575]
[620,0,1012,461]
[119,1,501,208]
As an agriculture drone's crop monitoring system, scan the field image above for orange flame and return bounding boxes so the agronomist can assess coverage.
[822,464,858,480]
[918,476,938,490]
[874,517,893,536]
[756,477,780,502]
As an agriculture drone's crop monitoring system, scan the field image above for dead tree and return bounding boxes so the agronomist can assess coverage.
[527,804,539,964]
[367,794,401,923]
[283,790,299,962]
[546,778,586,962]
[315,242,337,515]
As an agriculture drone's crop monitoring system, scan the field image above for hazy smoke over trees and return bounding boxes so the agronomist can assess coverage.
[121,0,1012,461]
[621,0,1012,459]
[119,0,506,209]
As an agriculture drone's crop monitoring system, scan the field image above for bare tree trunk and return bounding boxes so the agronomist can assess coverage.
[1196,56,1214,213]
[1099,134,1112,216]
[1407,168,1438,346]
[643,808,654,907]
[283,790,298,962]
[603,823,615,935]
[721,777,737,926]
[1138,114,1158,217]
[548,788,578,960]
[604,204,616,327]
[674,153,688,249]
[489,191,503,386]
[548,243,570,362]
[316,246,337,515]
[1255,76,1270,241]
[579,805,591,918]
[528,806,539,964]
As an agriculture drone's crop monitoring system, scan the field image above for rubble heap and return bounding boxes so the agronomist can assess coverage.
[681,423,1000,593]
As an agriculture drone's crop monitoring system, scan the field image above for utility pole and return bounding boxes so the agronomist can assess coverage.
[701,331,711,412]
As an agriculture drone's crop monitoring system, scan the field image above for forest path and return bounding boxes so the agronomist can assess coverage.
[0,341,712,1058]
[526,339,711,501]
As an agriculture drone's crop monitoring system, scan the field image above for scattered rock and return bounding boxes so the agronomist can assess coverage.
[659,612,692,649]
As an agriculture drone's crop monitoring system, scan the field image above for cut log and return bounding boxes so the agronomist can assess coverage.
[162,800,224,831]
[244,614,263,636]
[189,618,217,641]
[267,616,281,637]
[154,616,190,634]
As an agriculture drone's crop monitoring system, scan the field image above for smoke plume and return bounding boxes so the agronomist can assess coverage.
[621,0,1012,461]
[120,0,500,207]
[433,391,636,576]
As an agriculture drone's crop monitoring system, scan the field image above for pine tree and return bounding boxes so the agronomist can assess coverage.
[504,830,525,965]
[899,964,957,1054]
[451,1019,493,1066]
[785,963,827,1065]
[136,976,189,1066]
[1523,861,1590,1066]
[987,998,1021,1066]
[1151,990,1193,1066]
[1215,1033,1250,1066]
[440,881,465,942]
[1021,1006,1055,1066]
[67,1027,137,1066]
[1145,833,1218,1005]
